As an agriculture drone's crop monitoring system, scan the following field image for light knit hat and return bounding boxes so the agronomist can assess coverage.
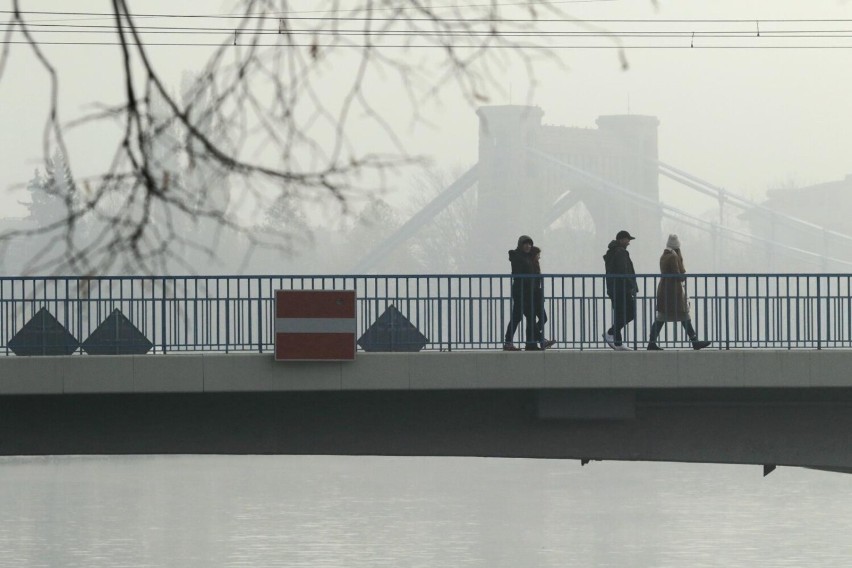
[666,234,681,249]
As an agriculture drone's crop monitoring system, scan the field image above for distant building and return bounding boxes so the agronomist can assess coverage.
[755,174,852,233]
[740,174,852,271]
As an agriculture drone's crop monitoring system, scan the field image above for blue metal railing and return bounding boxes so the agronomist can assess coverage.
[1,274,851,354]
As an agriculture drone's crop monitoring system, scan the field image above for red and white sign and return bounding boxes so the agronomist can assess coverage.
[274,290,356,361]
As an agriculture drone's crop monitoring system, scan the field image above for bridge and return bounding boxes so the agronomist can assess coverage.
[1,273,851,475]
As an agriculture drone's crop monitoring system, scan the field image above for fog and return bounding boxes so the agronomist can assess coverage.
[1,0,852,275]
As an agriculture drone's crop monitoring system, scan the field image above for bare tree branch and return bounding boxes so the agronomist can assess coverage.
[0,0,618,275]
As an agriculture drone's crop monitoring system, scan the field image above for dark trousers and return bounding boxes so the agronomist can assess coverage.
[648,319,697,345]
[607,295,636,345]
[505,289,536,346]
[534,306,547,346]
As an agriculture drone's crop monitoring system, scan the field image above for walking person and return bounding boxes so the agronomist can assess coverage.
[530,246,557,350]
[647,234,711,351]
[504,235,537,351]
[603,230,638,351]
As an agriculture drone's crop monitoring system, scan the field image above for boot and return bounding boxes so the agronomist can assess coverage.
[692,340,711,350]
[647,321,664,352]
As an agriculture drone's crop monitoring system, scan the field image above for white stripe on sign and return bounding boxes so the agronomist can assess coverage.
[275,318,356,334]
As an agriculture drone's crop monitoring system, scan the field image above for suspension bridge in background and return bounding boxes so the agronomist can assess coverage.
[352,105,852,273]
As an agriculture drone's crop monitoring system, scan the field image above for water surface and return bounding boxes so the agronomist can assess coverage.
[1,456,850,567]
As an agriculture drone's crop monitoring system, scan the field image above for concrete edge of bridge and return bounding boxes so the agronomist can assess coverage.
[0,349,846,396]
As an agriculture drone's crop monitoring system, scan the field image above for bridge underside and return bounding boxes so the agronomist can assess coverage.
[2,388,851,471]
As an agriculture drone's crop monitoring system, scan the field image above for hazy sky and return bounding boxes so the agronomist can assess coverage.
[1,0,851,221]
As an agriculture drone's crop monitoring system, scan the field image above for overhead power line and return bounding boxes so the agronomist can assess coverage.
[5,40,852,49]
[4,10,852,24]
[5,11,852,49]
[7,23,852,37]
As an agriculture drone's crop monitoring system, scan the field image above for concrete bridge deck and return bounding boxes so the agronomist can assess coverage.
[0,350,848,395]
[2,351,850,471]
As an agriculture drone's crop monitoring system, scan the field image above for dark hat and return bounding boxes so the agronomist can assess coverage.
[615,230,635,241]
[517,235,534,246]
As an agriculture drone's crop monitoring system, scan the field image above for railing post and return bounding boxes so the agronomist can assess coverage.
[161,277,167,354]
[73,278,82,355]
[225,278,231,354]
[724,276,730,350]
[816,276,822,350]
[446,276,452,352]
[0,279,5,356]
[257,277,263,353]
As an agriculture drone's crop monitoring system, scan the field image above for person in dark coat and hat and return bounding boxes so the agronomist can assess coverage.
[603,230,638,351]
[646,234,711,350]
[504,235,537,351]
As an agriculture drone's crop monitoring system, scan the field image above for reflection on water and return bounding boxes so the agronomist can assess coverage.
[1,456,850,567]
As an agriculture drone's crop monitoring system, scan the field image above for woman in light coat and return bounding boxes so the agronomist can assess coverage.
[647,234,711,350]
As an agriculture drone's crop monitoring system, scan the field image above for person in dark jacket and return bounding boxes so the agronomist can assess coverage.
[646,234,711,350]
[504,235,537,351]
[529,246,558,350]
[603,230,638,350]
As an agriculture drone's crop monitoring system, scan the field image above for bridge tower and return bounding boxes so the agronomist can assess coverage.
[591,114,662,263]
[473,105,662,270]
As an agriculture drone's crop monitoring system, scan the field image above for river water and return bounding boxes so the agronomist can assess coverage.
[0,456,850,567]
